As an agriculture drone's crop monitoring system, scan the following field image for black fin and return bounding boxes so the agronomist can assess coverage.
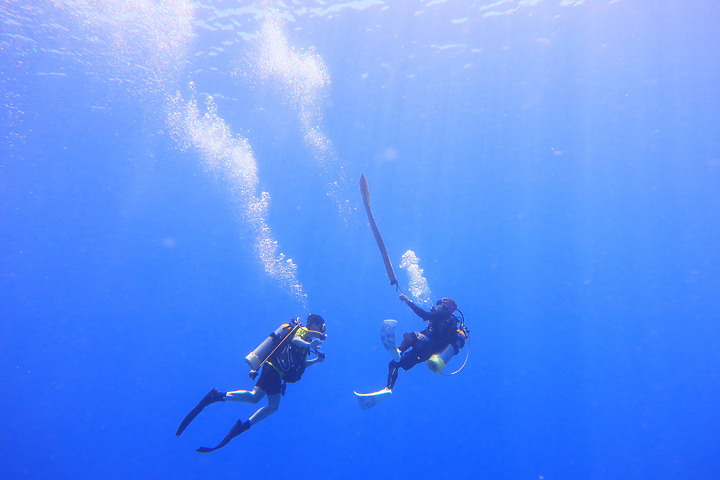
[196,419,250,453]
[176,388,225,437]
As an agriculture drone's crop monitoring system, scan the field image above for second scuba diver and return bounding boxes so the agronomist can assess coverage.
[386,295,466,390]
[355,295,466,408]
[176,314,327,452]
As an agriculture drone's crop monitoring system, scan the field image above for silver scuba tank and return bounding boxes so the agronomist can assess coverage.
[245,319,300,371]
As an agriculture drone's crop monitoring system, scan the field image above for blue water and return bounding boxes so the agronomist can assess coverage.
[2,1,719,478]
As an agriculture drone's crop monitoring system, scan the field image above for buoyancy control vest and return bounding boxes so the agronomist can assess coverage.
[244,318,301,378]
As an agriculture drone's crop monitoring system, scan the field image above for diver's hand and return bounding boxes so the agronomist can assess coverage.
[399,294,411,304]
[309,338,323,348]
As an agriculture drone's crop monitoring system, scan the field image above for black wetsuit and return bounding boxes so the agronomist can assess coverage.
[386,301,462,389]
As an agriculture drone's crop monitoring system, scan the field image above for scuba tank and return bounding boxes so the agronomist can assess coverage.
[427,341,462,374]
[426,310,470,374]
[245,318,301,377]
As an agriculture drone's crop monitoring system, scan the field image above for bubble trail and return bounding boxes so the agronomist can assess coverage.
[38,0,318,304]
[255,7,351,218]
[400,250,432,306]
[167,92,308,306]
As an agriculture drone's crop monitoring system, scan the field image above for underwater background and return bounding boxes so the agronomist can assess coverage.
[2,1,719,478]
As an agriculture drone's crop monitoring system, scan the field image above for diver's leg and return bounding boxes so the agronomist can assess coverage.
[398,332,419,352]
[386,360,400,390]
[224,386,266,404]
[248,393,281,425]
[195,389,275,453]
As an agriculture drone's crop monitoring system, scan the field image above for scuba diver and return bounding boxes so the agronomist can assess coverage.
[385,295,466,390]
[176,314,327,452]
[355,295,466,408]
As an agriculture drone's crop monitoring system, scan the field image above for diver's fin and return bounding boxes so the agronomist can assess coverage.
[380,319,400,361]
[196,419,251,453]
[354,388,392,410]
[176,388,226,437]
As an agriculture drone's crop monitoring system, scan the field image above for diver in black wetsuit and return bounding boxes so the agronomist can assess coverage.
[175,314,327,453]
[385,295,464,390]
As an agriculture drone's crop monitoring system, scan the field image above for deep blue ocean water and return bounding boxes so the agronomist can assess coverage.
[2,1,719,478]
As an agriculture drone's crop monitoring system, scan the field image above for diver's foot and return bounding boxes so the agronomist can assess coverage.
[176,388,226,437]
[354,387,392,410]
[201,388,227,405]
[196,419,251,453]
